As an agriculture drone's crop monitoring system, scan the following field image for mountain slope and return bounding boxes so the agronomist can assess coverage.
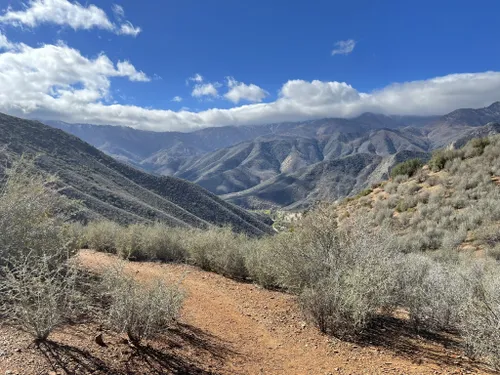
[426,102,500,148]
[0,113,272,235]
[175,127,430,202]
[41,102,500,210]
[43,114,438,175]
[222,150,432,209]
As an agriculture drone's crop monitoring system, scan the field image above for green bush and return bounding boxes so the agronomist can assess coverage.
[355,188,372,198]
[390,158,424,179]
[429,149,462,172]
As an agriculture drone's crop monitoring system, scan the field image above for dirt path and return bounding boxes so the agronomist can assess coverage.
[0,250,492,374]
[78,251,488,375]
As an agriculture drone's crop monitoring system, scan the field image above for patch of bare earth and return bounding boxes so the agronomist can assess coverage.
[0,250,494,374]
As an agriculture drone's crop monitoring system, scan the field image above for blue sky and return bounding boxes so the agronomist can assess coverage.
[0,0,499,131]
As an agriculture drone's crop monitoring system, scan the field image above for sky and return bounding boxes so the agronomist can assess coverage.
[0,0,499,132]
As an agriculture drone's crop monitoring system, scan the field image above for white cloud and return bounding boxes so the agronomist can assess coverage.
[331,39,356,56]
[0,0,141,37]
[0,36,149,118]
[188,74,220,98]
[192,83,219,98]
[116,61,149,81]
[224,77,268,104]
[0,33,500,132]
[0,31,14,50]
[187,73,204,85]
[112,4,125,19]
[118,21,141,37]
[172,96,182,102]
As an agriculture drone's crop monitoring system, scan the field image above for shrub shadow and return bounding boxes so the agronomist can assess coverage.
[351,316,486,372]
[36,323,232,374]
[38,340,120,375]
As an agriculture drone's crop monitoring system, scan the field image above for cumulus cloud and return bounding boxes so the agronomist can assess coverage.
[192,83,219,98]
[0,36,149,119]
[116,61,149,81]
[172,96,182,102]
[0,32,14,50]
[224,77,268,104]
[0,33,499,132]
[331,39,356,56]
[186,73,204,85]
[0,0,141,36]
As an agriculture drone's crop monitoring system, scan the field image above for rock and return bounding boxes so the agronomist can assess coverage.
[94,332,107,347]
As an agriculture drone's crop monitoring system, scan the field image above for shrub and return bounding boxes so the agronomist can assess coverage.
[464,137,490,159]
[393,174,408,184]
[441,226,467,250]
[0,157,83,340]
[102,267,184,344]
[397,254,471,331]
[397,181,421,195]
[429,149,462,172]
[486,245,500,261]
[390,159,424,179]
[185,226,249,280]
[460,263,500,370]
[355,188,372,198]
[472,223,500,248]
[395,196,418,213]
[0,157,79,267]
[426,174,441,186]
[83,221,121,253]
[385,181,399,194]
[244,238,279,288]
[267,210,404,338]
[0,253,81,340]
[139,224,187,262]
[417,190,430,204]
[299,220,401,338]
[115,224,145,260]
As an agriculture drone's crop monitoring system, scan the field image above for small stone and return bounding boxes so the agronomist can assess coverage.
[94,333,107,347]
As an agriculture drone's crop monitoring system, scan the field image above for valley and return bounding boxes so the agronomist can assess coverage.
[44,102,500,209]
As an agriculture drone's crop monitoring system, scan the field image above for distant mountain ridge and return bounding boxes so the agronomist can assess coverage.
[0,113,272,235]
[42,102,500,209]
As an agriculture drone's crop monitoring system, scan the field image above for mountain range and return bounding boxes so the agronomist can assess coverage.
[44,102,500,209]
[0,113,272,235]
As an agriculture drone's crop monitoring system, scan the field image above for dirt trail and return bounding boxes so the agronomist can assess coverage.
[0,250,492,374]
[78,251,487,375]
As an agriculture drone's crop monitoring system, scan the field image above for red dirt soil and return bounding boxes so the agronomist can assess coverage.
[0,250,494,374]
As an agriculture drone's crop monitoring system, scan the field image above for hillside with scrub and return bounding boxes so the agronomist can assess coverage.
[340,136,500,255]
[0,113,272,236]
[3,136,500,373]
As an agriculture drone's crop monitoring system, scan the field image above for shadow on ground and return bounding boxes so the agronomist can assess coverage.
[352,316,486,372]
[36,323,233,375]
